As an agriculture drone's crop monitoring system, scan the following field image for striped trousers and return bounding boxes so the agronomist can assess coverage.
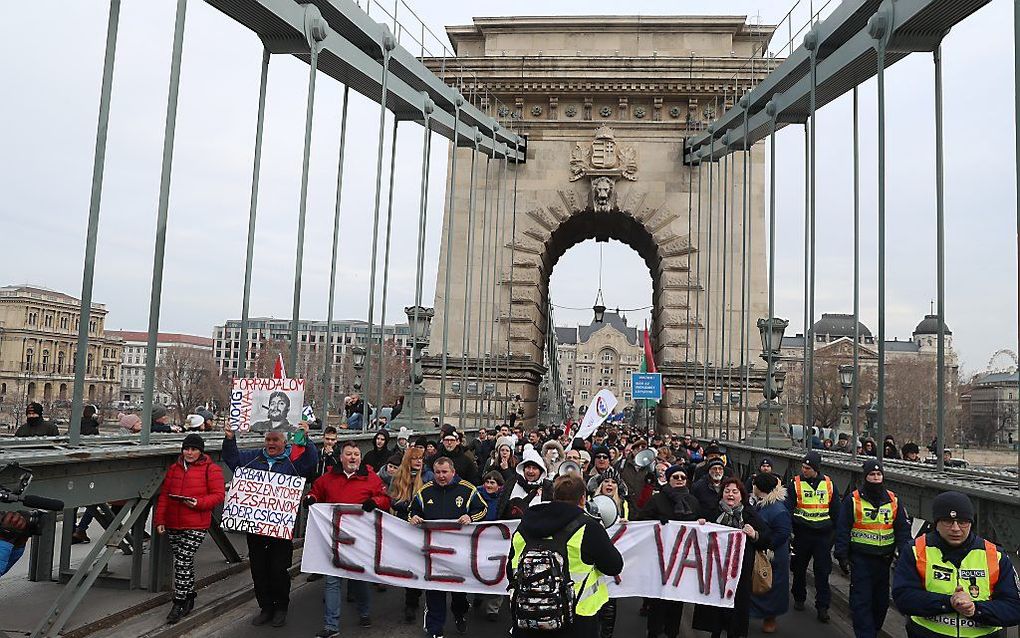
[167,529,205,601]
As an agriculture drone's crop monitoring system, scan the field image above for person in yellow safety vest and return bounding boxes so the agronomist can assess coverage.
[508,474,624,638]
[784,449,841,623]
[834,459,912,638]
[893,491,1020,638]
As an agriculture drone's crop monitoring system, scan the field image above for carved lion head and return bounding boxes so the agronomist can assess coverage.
[590,176,615,213]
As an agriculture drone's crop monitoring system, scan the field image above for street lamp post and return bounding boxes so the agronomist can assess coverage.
[838,363,855,439]
[747,317,791,449]
[351,345,367,429]
[865,396,878,442]
[403,305,434,431]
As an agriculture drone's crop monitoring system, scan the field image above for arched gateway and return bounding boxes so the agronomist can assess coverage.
[422,16,773,432]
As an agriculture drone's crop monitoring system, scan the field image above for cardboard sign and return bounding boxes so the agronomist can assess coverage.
[229,377,305,433]
[302,506,745,607]
[221,467,306,540]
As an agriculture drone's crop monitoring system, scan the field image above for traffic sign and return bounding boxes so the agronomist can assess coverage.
[631,372,662,401]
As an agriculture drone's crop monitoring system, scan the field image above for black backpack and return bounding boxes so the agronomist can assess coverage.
[510,516,589,631]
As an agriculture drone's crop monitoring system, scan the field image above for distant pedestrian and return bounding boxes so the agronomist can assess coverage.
[15,402,58,437]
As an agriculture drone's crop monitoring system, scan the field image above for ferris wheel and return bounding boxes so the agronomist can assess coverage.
[986,349,1019,374]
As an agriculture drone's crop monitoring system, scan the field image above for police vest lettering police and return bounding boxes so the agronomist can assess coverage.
[794,475,834,527]
[850,490,898,548]
[910,535,1002,637]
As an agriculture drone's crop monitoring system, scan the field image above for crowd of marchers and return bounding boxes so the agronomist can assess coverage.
[5,404,1020,638]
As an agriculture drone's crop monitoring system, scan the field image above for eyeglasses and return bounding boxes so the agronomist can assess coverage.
[938,520,972,530]
[442,437,458,443]
[594,454,609,460]
[670,473,687,481]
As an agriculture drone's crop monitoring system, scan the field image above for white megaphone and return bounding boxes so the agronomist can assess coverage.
[634,449,656,469]
[558,461,582,477]
[587,494,620,528]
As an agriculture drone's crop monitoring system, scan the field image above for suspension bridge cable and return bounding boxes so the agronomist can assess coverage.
[438,95,464,427]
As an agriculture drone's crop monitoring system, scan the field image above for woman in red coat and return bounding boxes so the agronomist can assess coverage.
[154,433,225,624]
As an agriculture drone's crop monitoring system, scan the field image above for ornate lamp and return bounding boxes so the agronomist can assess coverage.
[404,306,434,343]
[351,345,367,368]
[757,317,789,356]
[838,364,855,391]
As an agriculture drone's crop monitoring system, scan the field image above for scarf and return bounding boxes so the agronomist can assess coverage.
[716,500,744,529]
[261,444,292,469]
[661,485,696,517]
[862,481,887,505]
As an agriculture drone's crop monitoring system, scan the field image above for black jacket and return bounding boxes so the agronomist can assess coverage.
[507,501,623,581]
[80,416,100,436]
[409,476,487,522]
[640,488,701,522]
[431,445,478,485]
[363,430,392,473]
[15,418,59,437]
[692,476,724,515]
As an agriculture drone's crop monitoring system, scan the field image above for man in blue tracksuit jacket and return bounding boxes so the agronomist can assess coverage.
[408,456,487,638]
[892,491,1020,638]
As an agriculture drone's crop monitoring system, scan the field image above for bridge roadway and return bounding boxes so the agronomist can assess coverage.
[184,573,862,638]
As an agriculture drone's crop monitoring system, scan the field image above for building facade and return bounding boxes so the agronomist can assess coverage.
[554,313,645,413]
[0,285,122,421]
[963,371,1019,446]
[213,318,412,402]
[106,331,214,406]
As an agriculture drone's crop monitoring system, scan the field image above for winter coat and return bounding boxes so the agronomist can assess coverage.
[834,484,911,560]
[154,454,226,530]
[639,487,701,522]
[409,476,487,522]
[784,473,841,533]
[307,464,391,511]
[221,436,319,477]
[363,431,393,473]
[750,484,793,619]
[692,504,772,637]
[431,445,478,485]
[79,416,101,436]
[15,418,59,437]
[692,476,724,515]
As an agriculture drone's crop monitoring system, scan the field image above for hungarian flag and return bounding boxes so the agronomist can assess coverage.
[273,353,286,379]
[641,322,659,405]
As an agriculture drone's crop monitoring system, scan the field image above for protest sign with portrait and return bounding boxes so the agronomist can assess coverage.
[229,377,305,433]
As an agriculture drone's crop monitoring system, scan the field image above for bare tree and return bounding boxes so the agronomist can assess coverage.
[337,338,410,408]
[156,346,222,422]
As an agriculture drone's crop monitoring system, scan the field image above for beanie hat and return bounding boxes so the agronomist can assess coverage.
[932,491,974,523]
[396,426,411,441]
[664,464,687,481]
[118,412,142,433]
[496,436,515,453]
[803,450,822,472]
[862,459,883,475]
[152,405,168,421]
[705,444,721,456]
[196,407,215,422]
[27,401,44,416]
[753,472,780,494]
[597,466,628,496]
[901,442,920,456]
[706,458,725,470]
[182,433,205,453]
[386,452,404,467]
[759,457,773,469]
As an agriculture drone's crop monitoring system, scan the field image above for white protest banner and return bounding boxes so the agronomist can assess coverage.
[221,467,306,540]
[229,377,305,432]
[302,506,745,607]
[574,389,618,441]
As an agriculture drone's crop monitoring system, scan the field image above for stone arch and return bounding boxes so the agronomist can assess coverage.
[505,185,699,372]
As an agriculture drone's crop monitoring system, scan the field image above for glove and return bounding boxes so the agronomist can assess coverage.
[302,494,317,507]
[838,558,850,575]
[659,519,670,526]
[362,499,377,512]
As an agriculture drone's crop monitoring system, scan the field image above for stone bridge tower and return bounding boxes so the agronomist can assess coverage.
[423,16,774,432]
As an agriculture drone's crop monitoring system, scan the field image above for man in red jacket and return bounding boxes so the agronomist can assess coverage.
[305,441,391,638]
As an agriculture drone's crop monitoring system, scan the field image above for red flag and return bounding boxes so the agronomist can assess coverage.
[273,353,286,379]
[642,321,657,373]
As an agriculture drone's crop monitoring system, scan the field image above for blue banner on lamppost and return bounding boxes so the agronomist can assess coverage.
[631,372,663,401]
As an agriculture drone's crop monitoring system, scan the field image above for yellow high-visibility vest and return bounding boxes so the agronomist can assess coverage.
[850,490,898,548]
[910,535,1002,638]
[510,522,608,616]
[793,475,834,526]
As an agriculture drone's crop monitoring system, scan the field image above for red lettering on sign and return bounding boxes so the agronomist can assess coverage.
[374,511,414,579]
[470,523,511,586]
[654,523,686,586]
[673,526,705,594]
[422,522,465,584]
[331,504,365,573]
[608,523,628,585]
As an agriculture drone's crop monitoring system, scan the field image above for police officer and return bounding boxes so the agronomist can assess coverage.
[892,491,1020,638]
[834,460,911,638]
[785,449,840,622]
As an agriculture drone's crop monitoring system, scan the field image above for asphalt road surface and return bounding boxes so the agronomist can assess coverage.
[186,575,858,638]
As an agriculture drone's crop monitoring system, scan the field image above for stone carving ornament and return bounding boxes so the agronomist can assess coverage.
[531,105,543,116]
[634,106,646,119]
[600,106,613,117]
[569,125,638,214]
[565,104,578,117]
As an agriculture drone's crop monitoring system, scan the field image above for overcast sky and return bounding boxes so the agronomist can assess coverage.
[0,1,1016,377]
